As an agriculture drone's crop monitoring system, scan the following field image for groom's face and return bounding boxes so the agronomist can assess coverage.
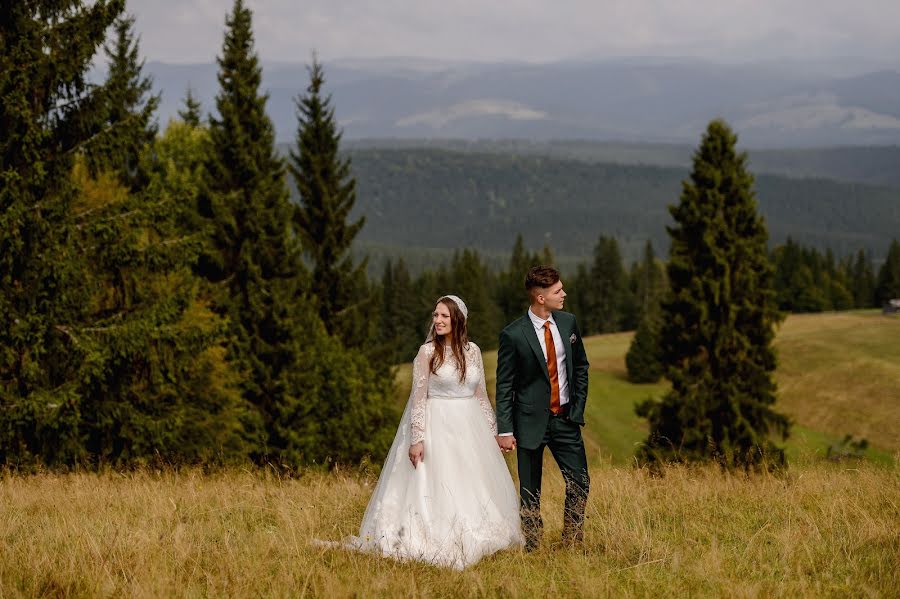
[541,280,567,311]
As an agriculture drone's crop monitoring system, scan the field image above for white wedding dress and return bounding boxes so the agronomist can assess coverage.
[346,342,524,569]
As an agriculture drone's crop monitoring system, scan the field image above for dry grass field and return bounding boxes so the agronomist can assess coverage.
[1,311,898,597]
[1,465,897,598]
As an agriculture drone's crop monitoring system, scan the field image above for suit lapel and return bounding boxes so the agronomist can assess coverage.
[521,316,550,382]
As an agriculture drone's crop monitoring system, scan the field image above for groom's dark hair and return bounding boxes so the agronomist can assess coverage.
[525,265,560,291]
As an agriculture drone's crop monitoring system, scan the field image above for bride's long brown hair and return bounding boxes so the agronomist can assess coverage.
[428,297,469,383]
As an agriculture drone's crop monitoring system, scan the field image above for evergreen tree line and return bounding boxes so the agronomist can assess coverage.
[377,235,668,365]
[1,0,395,468]
[377,232,899,367]
[772,238,900,313]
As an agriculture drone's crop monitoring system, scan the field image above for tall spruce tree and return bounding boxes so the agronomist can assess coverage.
[847,250,876,308]
[631,240,667,323]
[447,249,504,349]
[203,0,314,461]
[379,258,422,363]
[567,263,593,326]
[875,239,900,306]
[91,14,160,189]
[636,120,789,468]
[290,57,373,346]
[626,315,664,383]
[497,234,538,324]
[625,241,666,383]
[586,235,628,334]
[0,0,126,464]
[539,242,556,267]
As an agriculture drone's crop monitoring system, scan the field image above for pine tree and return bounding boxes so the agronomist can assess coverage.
[90,13,160,189]
[202,0,314,462]
[629,240,667,326]
[625,315,663,383]
[625,240,666,382]
[0,0,125,464]
[379,258,422,363]
[179,87,203,127]
[636,120,789,468]
[586,235,628,334]
[290,57,372,346]
[448,249,504,349]
[497,234,538,324]
[875,239,900,306]
[847,249,876,308]
[822,248,853,310]
[567,263,592,326]
[539,242,555,267]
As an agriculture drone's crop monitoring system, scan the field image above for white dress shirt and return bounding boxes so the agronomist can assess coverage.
[527,308,570,407]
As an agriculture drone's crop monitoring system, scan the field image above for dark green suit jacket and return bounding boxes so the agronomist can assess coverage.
[495,310,590,450]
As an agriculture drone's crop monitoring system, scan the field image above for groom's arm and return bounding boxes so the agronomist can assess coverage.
[495,328,517,435]
[569,317,590,425]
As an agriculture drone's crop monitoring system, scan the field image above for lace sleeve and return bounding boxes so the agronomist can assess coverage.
[471,344,498,435]
[409,345,432,445]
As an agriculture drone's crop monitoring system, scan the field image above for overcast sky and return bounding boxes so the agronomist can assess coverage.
[129,0,900,68]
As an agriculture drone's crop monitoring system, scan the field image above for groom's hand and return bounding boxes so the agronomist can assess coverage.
[497,435,516,453]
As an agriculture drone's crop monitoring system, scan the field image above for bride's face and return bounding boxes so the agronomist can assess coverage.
[433,302,452,337]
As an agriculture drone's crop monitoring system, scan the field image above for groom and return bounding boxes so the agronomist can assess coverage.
[496,265,590,550]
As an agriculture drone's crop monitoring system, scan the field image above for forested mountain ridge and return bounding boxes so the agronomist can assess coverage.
[343,139,900,190]
[302,148,900,265]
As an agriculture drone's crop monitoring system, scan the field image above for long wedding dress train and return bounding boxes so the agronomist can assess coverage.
[345,342,524,569]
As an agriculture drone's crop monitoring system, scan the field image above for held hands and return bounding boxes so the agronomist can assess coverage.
[408,442,424,468]
[496,435,517,454]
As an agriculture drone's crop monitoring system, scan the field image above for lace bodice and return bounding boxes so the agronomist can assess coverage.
[409,343,497,444]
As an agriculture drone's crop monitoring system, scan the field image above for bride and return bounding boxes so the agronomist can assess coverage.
[346,295,524,569]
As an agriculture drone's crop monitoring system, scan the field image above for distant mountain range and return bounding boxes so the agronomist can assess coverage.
[147,58,900,147]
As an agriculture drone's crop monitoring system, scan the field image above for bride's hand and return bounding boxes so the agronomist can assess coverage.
[408,442,424,468]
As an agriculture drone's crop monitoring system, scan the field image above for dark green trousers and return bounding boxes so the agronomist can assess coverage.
[516,413,590,547]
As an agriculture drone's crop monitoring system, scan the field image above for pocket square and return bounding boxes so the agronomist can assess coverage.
[569,333,577,344]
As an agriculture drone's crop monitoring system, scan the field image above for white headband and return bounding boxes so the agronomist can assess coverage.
[437,295,468,321]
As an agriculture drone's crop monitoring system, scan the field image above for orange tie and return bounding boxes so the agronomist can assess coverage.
[543,321,561,414]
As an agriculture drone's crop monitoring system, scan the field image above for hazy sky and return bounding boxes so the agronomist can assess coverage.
[129,0,900,67]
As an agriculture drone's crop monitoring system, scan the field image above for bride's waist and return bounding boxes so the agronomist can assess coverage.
[429,393,477,401]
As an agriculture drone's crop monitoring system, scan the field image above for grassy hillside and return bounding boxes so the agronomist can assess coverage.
[774,312,900,453]
[394,311,900,463]
[2,312,897,597]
